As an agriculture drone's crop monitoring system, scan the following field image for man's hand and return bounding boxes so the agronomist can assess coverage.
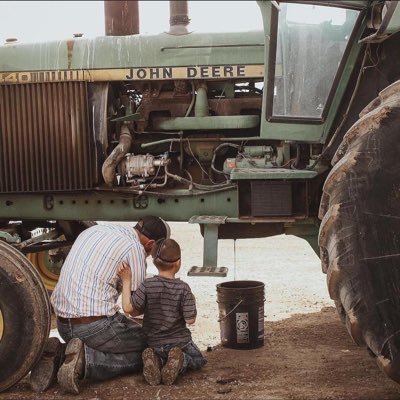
[117,262,131,282]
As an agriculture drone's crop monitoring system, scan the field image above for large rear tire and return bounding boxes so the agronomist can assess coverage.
[318,81,400,383]
[0,241,51,392]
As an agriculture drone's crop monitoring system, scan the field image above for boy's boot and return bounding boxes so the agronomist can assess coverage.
[161,347,184,385]
[30,337,65,392]
[57,338,85,394]
[142,348,161,386]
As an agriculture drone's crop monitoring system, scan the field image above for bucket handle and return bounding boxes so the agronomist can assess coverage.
[218,299,243,322]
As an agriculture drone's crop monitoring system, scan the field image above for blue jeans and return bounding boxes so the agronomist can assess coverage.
[153,341,207,374]
[57,313,146,381]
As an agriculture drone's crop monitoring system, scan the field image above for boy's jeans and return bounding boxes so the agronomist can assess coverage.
[153,341,207,373]
[57,312,145,381]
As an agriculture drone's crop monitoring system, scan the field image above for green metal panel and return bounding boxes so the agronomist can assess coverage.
[230,168,318,180]
[153,115,260,130]
[259,121,326,142]
[0,190,238,221]
[0,31,264,72]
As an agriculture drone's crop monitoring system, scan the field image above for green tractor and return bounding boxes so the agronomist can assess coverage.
[1,0,400,390]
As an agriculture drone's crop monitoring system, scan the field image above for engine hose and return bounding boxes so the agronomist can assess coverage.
[94,185,236,197]
[165,169,232,191]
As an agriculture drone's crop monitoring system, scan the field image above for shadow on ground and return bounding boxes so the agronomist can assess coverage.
[3,307,400,400]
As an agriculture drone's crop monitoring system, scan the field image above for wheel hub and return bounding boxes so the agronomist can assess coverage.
[27,246,69,292]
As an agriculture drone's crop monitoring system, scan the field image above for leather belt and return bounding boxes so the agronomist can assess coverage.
[57,315,106,325]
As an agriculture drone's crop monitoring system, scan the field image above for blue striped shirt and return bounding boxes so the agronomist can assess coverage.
[51,224,147,318]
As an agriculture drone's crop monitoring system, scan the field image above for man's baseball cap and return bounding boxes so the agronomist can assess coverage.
[134,216,170,241]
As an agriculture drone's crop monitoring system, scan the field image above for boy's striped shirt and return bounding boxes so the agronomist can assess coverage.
[132,275,196,347]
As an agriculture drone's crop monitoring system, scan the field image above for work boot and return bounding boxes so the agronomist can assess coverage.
[57,338,85,394]
[142,348,161,386]
[30,337,65,392]
[161,347,184,385]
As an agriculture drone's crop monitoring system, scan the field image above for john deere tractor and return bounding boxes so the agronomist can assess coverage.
[1,0,400,390]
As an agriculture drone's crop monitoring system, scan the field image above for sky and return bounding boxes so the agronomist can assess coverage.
[0,1,263,44]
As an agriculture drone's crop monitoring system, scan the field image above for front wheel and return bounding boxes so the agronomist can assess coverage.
[0,241,51,392]
[318,81,400,383]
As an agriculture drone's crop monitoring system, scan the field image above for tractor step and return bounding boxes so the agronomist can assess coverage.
[187,266,228,277]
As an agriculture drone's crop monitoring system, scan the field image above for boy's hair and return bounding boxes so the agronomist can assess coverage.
[152,238,181,271]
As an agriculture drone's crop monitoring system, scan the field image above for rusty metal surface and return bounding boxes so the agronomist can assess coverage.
[0,82,94,193]
[104,1,139,36]
[169,0,190,35]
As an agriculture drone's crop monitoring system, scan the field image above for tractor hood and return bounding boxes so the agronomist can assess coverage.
[0,31,264,73]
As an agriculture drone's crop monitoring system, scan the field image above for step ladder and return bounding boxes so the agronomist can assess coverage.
[187,215,228,277]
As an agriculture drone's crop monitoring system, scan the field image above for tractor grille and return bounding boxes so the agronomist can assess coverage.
[250,181,292,216]
[0,82,94,192]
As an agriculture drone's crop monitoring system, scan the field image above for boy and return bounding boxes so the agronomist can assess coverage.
[117,238,207,386]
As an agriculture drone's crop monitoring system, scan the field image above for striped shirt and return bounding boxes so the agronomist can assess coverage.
[51,224,147,318]
[132,276,196,347]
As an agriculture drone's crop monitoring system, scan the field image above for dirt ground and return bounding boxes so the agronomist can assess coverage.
[3,225,400,399]
[3,307,400,400]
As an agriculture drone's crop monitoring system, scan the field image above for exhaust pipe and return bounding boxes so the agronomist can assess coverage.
[104,1,139,36]
[169,1,190,35]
